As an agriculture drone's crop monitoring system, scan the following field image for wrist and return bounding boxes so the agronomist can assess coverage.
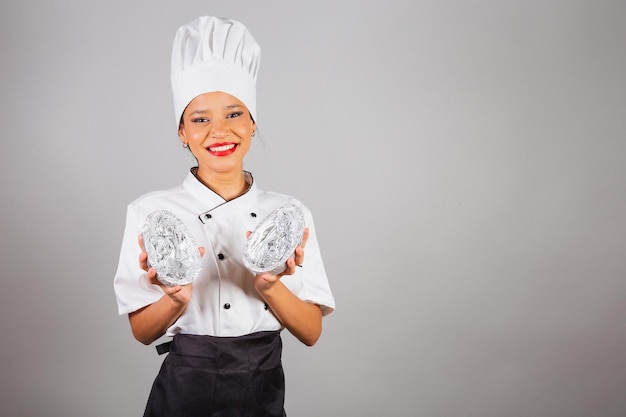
[255,274,280,298]
[163,291,188,311]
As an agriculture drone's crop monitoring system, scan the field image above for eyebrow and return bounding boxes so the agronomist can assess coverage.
[189,105,244,116]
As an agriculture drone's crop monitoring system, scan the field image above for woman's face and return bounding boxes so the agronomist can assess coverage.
[178,91,256,179]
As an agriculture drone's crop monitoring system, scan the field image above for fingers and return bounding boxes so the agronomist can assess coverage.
[146,267,158,283]
[251,226,309,281]
[293,246,305,267]
[138,234,146,251]
[147,273,190,298]
[138,234,150,270]
[278,228,309,277]
[292,228,309,268]
[286,257,298,275]
[294,227,309,266]
[162,285,183,296]
[139,251,148,271]
[138,235,150,272]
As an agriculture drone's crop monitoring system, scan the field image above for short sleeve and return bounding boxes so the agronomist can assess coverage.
[281,204,335,316]
[113,205,164,315]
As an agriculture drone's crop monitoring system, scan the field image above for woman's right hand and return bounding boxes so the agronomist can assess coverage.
[130,235,204,344]
[137,235,203,306]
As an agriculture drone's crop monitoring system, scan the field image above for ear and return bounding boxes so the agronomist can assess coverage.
[178,123,187,144]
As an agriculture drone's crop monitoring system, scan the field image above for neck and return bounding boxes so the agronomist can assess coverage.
[193,167,249,201]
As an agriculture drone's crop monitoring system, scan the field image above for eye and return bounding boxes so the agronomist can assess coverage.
[227,111,244,119]
[191,117,209,123]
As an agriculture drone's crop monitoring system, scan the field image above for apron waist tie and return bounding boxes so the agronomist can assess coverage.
[155,341,172,355]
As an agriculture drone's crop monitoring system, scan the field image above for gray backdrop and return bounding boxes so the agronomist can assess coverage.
[1,1,625,416]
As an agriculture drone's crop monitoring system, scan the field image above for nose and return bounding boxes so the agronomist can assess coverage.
[209,119,228,138]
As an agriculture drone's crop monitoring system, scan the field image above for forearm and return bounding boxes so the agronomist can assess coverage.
[128,295,187,345]
[260,280,323,346]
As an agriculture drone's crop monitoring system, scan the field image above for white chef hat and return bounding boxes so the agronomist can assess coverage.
[171,16,261,128]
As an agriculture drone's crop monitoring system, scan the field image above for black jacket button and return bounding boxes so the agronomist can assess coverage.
[250,212,257,217]
[217,253,225,260]
[224,303,231,309]
[264,303,269,310]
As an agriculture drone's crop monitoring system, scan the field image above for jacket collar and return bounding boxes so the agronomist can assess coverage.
[183,168,257,218]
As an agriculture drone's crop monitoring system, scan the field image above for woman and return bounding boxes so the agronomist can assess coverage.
[113,16,335,417]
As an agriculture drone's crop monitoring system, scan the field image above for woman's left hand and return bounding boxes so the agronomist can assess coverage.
[246,227,322,346]
[249,228,309,293]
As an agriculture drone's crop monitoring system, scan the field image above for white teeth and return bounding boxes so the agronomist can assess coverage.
[209,144,236,152]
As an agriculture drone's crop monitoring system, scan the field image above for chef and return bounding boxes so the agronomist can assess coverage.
[113,15,335,417]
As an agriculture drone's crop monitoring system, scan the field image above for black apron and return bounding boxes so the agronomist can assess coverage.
[143,331,286,417]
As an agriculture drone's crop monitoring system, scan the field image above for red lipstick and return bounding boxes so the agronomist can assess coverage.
[206,142,238,156]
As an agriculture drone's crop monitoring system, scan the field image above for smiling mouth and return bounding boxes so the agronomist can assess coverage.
[207,143,238,156]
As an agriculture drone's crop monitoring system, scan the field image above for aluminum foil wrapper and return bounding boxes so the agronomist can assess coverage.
[243,204,305,274]
[142,210,202,286]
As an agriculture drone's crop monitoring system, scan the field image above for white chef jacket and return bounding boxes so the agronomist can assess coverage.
[113,170,335,338]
